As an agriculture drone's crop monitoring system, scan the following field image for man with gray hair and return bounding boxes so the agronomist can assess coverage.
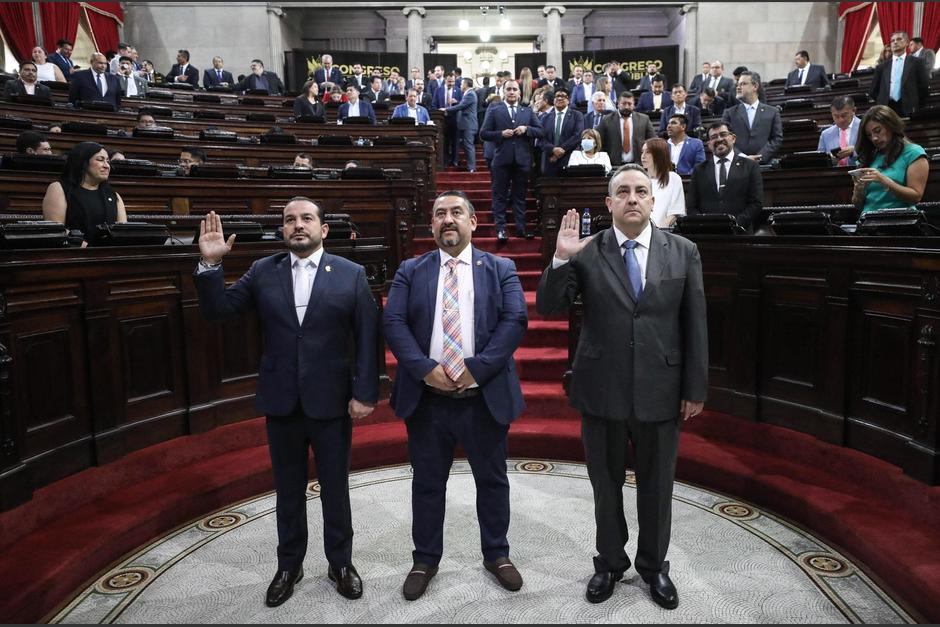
[537,163,708,610]
[870,30,930,116]
[315,54,344,88]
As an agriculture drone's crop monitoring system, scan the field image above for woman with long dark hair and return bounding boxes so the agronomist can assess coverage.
[42,141,127,244]
[293,79,326,119]
[852,104,928,214]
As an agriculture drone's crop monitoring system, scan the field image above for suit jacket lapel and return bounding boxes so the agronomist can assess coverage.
[420,252,439,341]
[645,227,668,295]
[277,254,297,328]
[471,247,486,348]
[599,229,636,305]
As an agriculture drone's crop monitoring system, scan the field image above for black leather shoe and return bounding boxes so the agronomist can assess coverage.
[642,572,678,609]
[327,564,363,600]
[402,563,438,601]
[585,570,622,603]
[496,230,508,243]
[265,567,303,607]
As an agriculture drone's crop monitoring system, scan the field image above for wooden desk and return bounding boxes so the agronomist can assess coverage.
[0,242,389,510]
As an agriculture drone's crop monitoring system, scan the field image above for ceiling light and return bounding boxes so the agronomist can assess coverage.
[458,19,469,30]
[479,30,491,42]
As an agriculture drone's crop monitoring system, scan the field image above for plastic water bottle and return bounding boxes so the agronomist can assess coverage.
[581,207,591,237]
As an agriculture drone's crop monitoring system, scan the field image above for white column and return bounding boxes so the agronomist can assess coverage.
[31,2,43,50]
[543,5,565,70]
[913,1,925,39]
[403,6,426,73]
[267,5,284,78]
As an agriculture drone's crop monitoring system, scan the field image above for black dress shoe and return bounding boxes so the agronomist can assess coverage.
[265,567,303,607]
[327,564,363,600]
[514,230,536,239]
[585,570,622,603]
[402,563,438,601]
[642,572,678,609]
[496,230,509,242]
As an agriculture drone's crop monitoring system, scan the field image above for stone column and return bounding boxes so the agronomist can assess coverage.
[267,5,284,78]
[403,6,426,73]
[31,2,43,49]
[543,5,565,70]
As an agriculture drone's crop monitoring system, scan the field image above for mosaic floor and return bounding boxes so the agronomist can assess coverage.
[51,460,913,624]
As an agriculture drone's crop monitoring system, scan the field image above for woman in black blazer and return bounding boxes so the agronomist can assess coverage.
[293,80,325,119]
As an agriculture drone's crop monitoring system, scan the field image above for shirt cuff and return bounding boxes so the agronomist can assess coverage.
[551,256,570,269]
[196,261,222,274]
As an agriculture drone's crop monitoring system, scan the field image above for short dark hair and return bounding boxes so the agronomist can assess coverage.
[461,77,474,90]
[119,55,133,63]
[284,195,323,221]
[454,67,462,74]
[57,39,73,47]
[177,49,190,61]
[912,37,924,45]
[371,76,383,85]
[136,110,154,121]
[546,65,556,71]
[796,50,810,61]
[181,146,207,163]
[617,91,635,101]
[434,189,476,216]
[702,87,717,98]
[251,59,264,66]
[19,60,37,72]
[732,65,749,77]
[671,83,686,91]
[117,42,130,50]
[831,95,856,110]
[553,86,570,98]
[707,121,731,137]
[346,83,361,93]
[651,74,665,83]
[669,113,689,128]
[16,130,47,153]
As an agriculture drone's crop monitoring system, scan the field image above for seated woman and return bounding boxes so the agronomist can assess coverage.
[31,46,66,83]
[42,141,127,245]
[566,128,612,173]
[641,137,686,228]
[322,84,348,105]
[293,79,325,119]
[852,104,928,214]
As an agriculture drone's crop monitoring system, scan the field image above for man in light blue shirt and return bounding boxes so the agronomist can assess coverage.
[817,95,860,167]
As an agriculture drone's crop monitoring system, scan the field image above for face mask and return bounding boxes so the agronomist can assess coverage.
[580,139,595,152]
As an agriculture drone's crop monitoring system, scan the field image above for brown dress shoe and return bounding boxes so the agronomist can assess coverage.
[402,563,438,601]
[327,564,363,600]
[483,557,523,591]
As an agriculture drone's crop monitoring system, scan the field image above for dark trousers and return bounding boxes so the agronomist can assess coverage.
[458,127,477,170]
[442,119,458,166]
[490,161,530,234]
[266,407,353,572]
[887,98,907,117]
[405,393,511,567]
[581,413,680,578]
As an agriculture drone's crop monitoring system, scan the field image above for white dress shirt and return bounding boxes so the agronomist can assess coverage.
[552,221,651,290]
[291,248,324,324]
[125,75,138,97]
[430,246,477,384]
[669,138,686,167]
[348,100,361,117]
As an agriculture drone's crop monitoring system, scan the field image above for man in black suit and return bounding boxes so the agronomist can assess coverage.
[604,61,634,100]
[870,30,931,116]
[194,201,378,607]
[166,49,199,87]
[785,50,829,88]
[239,59,284,95]
[722,71,783,164]
[584,92,612,130]
[314,54,344,89]
[687,121,764,230]
[596,91,656,167]
[405,66,423,91]
[480,80,544,240]
[203,56,234,89]
[540,87,585,176]
[3,61,52,99]
[688,62,711,96]
[636,63,666,92]
[536,164,708,610]
[694,87,728,118]
[413,79,433,109]
[68,53,121,110]
[362,76,389,105]
[537,65,565,92]
[704,60,735,101]
[345,63,368,92]
[47,39,76,81]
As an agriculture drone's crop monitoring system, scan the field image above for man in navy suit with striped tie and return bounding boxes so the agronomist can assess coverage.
[584,92,612,131]
[384,189,528,601]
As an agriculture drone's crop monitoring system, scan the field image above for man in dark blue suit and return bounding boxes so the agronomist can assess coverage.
[383,190,528,601]
[657,84,701,136]
[338,85,376,124]
[313,54,344,88]
[166,49,199,87]
[194,200,378,607]
[47,39,76,80]
[540,86,585,177]
[443,78,479,172]
[636,76,673,114]
[480,80,544,241]
[203,56,235,89]
[434,74,462,167]
[68,53,121,111]
[785,50,829,89]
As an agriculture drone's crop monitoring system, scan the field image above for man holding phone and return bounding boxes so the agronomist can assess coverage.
[817,96,860,166]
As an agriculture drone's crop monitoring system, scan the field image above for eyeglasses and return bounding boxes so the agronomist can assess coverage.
[708,131,733,141]
[554,94,569,99]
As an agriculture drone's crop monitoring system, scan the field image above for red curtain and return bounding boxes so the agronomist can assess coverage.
[82,2,123,54]
[876,2,914,44]
[839,2,877,72]
[922,1,940,52]
[0,2,37,62]
[40,2,81,51]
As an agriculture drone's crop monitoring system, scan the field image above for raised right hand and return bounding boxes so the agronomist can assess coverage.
[554,208,594,260]
[198,211,236,264]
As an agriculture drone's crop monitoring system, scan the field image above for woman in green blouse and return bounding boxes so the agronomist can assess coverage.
[852,105,929,214]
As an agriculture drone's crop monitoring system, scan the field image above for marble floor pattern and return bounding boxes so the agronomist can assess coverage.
[51,460,913,624]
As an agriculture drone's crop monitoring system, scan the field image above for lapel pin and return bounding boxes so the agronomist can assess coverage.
[476,260,482,266]
[325,265,332,272]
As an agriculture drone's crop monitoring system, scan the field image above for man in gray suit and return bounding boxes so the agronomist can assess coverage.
[443,78,479,172]
[536,164,708,610]
[721,71,782,164]
[909,37,936,73]
[596,92,656,166]
[116,56,147,98]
